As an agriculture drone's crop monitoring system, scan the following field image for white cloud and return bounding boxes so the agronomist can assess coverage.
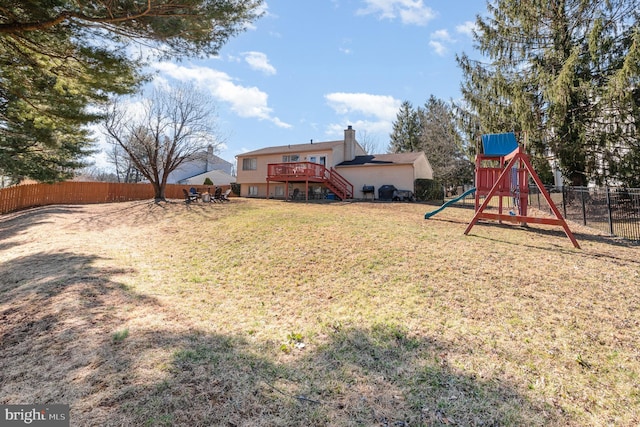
[242,51,276,75]
[153,62,291,128]
[428,40,447,56]
[325,92,401,121]
[431,29,452,41]
[456,20,476,37]
[339,38,353,55]
[324,92,401,141]
[429,29,454,56]
[325,119,392,138]
[357,0,436,26]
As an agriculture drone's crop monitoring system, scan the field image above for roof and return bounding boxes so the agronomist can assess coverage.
[179,169,235,185]
[238,140,344,157]
[337,152,425,167]
[481,133,519,156]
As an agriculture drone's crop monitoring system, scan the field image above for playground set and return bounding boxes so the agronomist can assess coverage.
[425,132,580,248]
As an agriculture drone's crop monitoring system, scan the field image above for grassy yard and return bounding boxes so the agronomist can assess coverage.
[0,198,638,426]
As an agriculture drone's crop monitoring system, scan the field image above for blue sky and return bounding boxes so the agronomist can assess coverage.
[95,0,488,168]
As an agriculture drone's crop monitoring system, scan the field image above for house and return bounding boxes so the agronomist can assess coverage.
[167,145,235,186]
[235,126,433,200]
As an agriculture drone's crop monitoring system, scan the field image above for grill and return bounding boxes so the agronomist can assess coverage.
[362,185,375,200]
[378,184,397,201]
[362,185,375,193]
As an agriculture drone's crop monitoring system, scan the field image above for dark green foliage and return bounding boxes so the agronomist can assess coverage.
[415,179,444,202]
[0,28,140,182]
[457,0,640,187]
[418,96,474,187]
[389,97,474,188]
[230,182,241,196]
[388,101,421,153]
[529,155,555,186]
[0,0,263,183]
[203,177,214,186]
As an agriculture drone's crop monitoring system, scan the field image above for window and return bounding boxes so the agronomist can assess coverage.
[282,154,300,162]
[309,155,326,165]
[248,186,258,196]
[242,158,257,170]
[274,186,284,197]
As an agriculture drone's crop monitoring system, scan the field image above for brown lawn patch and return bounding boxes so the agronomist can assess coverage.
[1,199,638,426]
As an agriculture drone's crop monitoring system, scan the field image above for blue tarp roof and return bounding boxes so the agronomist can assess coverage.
[481,133,519,156]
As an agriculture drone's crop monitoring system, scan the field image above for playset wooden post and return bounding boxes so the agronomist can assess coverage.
[464,133,580,248]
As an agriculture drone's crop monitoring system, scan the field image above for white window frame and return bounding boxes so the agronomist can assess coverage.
[243,158,257,170]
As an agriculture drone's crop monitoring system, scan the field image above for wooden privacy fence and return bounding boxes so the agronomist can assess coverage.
[0,182,231,214]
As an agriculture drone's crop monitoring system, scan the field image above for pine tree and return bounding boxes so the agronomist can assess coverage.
[457,0,640,186]
[388,101,421,153]
[418,96,473,187]
[0,0,262,183]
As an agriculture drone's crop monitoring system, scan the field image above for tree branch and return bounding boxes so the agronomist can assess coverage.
[0,1,186,33]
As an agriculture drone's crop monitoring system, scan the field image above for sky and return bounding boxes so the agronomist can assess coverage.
[93,0,489,169]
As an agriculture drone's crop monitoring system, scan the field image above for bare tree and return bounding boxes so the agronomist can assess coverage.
[357,129,382,155]
[103,84,221,201]
[106,143,143,183]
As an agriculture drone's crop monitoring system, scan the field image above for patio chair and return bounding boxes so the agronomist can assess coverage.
[212,187,223,202]
[183,188,198,203]
[220,188,232,202]
[189,187,200,198]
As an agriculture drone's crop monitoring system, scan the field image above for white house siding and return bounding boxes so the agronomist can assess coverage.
[412,155,434,181]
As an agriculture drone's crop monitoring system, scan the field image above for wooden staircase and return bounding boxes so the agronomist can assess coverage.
[267,162,354,200]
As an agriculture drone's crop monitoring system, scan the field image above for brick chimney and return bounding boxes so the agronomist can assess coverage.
[344,125,356,161]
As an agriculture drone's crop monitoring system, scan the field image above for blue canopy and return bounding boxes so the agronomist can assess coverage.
[481,133,519,156]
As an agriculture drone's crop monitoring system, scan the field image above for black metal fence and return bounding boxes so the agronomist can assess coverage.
[440,184,640,242]
[528,186,640,242]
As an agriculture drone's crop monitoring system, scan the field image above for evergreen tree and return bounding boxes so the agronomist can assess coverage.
[0,0,262,183]
[418,96,473,187]
[457,0,640,186]
[388,101,421,153]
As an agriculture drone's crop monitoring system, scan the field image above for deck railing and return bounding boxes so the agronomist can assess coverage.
[267,162,353,199]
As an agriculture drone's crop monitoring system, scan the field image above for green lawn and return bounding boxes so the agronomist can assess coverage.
[0,198,638,426]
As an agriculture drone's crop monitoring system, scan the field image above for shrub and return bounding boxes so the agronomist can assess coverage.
[415,179,444,202]
[203,177,214,186]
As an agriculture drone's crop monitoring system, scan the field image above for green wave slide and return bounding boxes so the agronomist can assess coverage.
[424,187,476,219]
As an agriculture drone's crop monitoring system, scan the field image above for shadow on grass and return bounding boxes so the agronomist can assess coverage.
[106,324,559,426]
[469,226,640,267]
[0,250,156,410]
[428,209,638,249]
[0,206,82,251]
[0,250,560,426]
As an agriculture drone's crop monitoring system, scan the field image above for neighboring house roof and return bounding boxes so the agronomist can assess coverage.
[239,140,344,157]
[178,169,235,186]
[337,152,425,166]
